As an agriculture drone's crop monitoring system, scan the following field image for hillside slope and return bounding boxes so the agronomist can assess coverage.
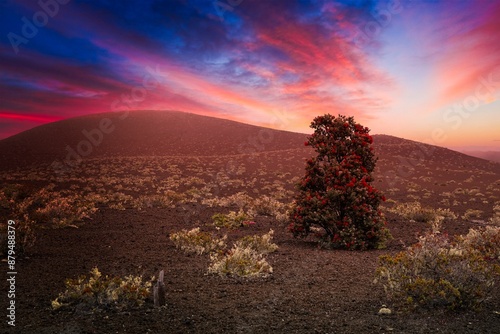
[0,110,306,170]
[0,111,498,179]
[461,150,500,163]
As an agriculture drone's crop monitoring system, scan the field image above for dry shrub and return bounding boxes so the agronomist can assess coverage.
[457,226,500,260]
[234,229,278,254]
[388,201,456,223]
[132,194,179,210]
[208,230,278,278]
[208,246,273,278]
[490,203,500,225]
[52,267,153,311]
[212,209,254,229]
[1,185,97,256]
[202,192,253,209]
[375,224,500,310]
[252,196,283,216]
[462,209,483,221]
[252,196,292,223]
[169,227,226,255]
[170,227,277,278]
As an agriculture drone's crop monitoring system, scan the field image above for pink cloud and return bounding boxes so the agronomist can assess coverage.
[429,2,500,107]
[0,112,62,123]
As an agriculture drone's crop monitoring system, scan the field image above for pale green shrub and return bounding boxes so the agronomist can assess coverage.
[208,230,278,278]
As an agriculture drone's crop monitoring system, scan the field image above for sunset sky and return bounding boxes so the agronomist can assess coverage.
[1,0,499,151]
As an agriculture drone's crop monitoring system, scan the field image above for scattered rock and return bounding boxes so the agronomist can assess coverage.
[378,305,392,315]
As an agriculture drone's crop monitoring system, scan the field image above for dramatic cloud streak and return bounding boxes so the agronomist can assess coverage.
[0,0,499,150]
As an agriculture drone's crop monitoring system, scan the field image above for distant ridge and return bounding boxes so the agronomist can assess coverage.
[0,110,307,170]
[460,150,500,163]
[0,111,498,176]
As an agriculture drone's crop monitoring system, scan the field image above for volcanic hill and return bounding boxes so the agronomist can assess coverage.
[0,110,498,178]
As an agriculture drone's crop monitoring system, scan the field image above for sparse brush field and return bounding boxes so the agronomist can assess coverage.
[1,138,500,333]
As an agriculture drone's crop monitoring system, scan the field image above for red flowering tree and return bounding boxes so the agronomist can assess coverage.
[289,114,391,250]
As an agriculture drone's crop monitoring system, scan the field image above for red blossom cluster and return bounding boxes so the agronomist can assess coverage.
[289,114,391,250]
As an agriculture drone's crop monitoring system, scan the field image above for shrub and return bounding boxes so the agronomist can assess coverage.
[1,185,97,256]
[388,202,457,223]
[212,209,254,229]
[375,226,499,310]
[208,246,273,278]
[457,226,500,260]
[462,209,483,221]
[132,194,178,210]
[52,267,153,311]
[170,228,226,255]
[0,214,37,257]
[234,229,278,255]
[489,203,500,225]
[252,196,292,224]
[30,192,97,227]
[202,192,253,209]
[252,196,283,216]
[2,184,97,228]
[288,114,390,250]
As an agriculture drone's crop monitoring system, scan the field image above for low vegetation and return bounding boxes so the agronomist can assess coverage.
[234,229,279,254]
[375,222,500,310]
[208,245,274,278]
[212,209,254,229]
[170,225,278,278]
[491,203,500,225]
[169,227,227,255]
[1,114,500,329]
[0,184,97,256]
[52,267,153,311]
[387,201,457,223]
[208,229,278,278]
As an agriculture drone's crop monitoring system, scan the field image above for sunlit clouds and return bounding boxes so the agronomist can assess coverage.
[0,0,499,150]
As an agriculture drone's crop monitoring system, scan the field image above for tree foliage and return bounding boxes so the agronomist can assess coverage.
[288,114,390,250]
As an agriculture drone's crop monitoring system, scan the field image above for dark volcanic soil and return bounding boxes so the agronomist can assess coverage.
[3,207,499,334]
